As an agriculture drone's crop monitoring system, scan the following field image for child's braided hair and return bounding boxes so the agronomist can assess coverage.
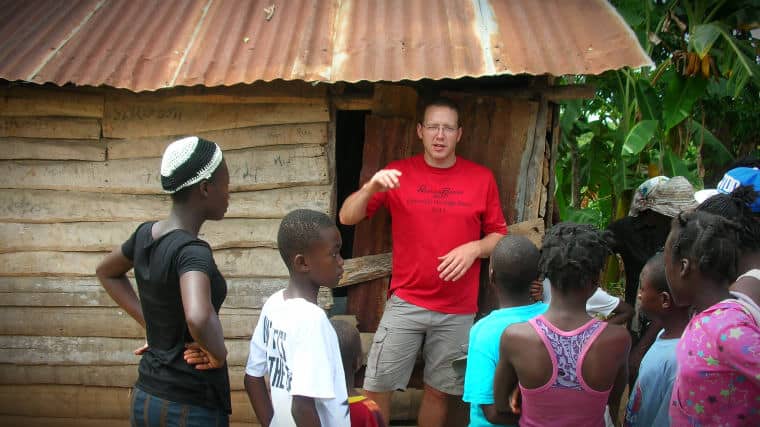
[539,222,611,292]
[697,185,760,252]
[668,210,742,283]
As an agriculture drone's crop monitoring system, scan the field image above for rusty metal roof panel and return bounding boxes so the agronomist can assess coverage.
[0,0,652,92]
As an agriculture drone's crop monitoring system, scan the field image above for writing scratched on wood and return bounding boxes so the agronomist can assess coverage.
[111,107,183,121]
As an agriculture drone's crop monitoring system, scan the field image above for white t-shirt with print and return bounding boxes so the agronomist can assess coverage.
[246,289,350,427]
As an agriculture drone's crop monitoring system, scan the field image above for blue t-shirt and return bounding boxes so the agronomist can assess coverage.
[463,302,548,427]
[624,330,679,427]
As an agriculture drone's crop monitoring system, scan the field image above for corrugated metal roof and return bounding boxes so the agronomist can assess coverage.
[0,0,652,92]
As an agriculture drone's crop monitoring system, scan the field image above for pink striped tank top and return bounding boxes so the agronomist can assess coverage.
[518,315,610,427]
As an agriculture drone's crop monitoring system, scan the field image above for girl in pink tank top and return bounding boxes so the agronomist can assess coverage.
[494,223,631,426]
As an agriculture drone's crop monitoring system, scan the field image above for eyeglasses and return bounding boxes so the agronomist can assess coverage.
[423,124,458,135]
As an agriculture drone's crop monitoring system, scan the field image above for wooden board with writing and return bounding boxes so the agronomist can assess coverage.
[0,117,101,140]
[0,186,332,223]
[2,137,106,161]
[0,219,280,253]
[0,145,328,193]
[103,100,329,138]
[107,123,328,159]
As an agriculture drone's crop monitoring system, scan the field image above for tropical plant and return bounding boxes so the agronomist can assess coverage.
[556,0,759,228]
[554,0,759,288]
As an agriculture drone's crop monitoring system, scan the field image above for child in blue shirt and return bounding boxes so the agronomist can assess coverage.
[624,252,689,427]
[462,235,547,426]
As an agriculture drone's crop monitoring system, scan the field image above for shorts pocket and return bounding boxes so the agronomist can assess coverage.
[365,327,388,378]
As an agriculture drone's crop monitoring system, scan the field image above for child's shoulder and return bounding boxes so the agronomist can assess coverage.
[596,322,631,351]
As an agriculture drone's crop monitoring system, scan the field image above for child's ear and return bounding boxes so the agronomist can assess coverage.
[199,180,210,198]
[660,291,672,309]
[679,258,691,279]
[293,253,309,273]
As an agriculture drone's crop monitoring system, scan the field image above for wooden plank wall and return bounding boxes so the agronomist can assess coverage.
[0,82,334,426]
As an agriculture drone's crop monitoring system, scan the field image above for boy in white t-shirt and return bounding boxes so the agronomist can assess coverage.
[244,209,350,426]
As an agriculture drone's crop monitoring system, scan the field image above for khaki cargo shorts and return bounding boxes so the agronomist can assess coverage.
[362,294,474,395]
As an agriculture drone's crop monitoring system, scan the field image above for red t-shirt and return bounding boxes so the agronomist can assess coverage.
[366,155,507,314]
[349,396,386,427]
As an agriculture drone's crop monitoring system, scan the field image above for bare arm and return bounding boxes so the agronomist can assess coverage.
[482,402,519,426]
[244,374,273,427]
[338,169,401,225]
[605,299,634,325]
[96,248,144,328]
[438,232,505,282]
[292,395,321,427]
[492,330,520,424]
[180,271,227,368]
[607,330,632,423]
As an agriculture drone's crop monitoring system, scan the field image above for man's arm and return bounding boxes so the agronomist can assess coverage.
[244,374,273,427]
[338,169,401,225]
[437,232,504,282]
[291,395,321,427]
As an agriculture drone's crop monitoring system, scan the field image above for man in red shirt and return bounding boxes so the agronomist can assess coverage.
[339,98,507,426]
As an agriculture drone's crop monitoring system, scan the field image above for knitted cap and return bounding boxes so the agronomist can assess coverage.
[160,136,223,194]
[629,176,697,218]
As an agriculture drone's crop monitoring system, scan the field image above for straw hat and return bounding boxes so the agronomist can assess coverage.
[629,176,697,218]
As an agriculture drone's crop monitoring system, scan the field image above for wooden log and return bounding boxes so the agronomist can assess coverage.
[0,277,287,309]
[0,186,332,223]
[338,253,392,287]
[2,137,106,161]
[0,364,249,390]
[0,145,329,194]
[508,218,546,248]
[0,218,280,253]
[0,117,101,139]
[102,100,329,138]
[2,87,104,118]
[107,123,328,160]
[331,95,374,111]
[515,99,548,222]
[0,248,287,277]
[0,385,258,422]
[0,336,250,366]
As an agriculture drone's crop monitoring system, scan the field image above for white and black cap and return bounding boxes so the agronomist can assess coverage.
[160,136,223,194]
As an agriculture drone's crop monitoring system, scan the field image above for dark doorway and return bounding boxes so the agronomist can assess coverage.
[334,110,369,297]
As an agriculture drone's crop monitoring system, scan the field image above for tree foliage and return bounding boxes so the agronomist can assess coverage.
[555,0,760,230]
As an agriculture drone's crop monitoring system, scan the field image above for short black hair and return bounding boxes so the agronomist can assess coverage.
[277,209,336,270]
[491,235,540,295]
[330,319,362,376]
[668,210,741,283]
[697,185,760,252]
[539,222,611,292]
[642,252,668,293]
[420,97,461,126]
